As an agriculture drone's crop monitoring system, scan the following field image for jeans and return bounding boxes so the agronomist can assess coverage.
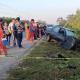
[17,32,23,48]
[13,32,17,47]
[6,34,11,45]
[34,29,38,40]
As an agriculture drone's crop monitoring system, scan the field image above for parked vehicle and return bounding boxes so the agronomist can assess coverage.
[46,25,80,50]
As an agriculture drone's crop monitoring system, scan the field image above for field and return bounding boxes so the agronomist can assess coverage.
[6,40,80,80]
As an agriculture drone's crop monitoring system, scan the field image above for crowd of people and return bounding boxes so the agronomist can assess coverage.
[0,17,46,57]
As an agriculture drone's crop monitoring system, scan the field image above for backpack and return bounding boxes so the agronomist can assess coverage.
[2,37,8,46]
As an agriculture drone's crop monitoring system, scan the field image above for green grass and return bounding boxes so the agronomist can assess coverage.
[6,41,80,80]
[29,41,80,58]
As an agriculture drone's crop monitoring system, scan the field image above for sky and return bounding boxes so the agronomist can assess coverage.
[0,0,80,24]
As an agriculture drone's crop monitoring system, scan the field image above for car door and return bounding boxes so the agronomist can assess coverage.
[51,27,65,41]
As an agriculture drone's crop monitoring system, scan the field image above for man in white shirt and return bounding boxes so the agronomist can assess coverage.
[8,18,17,47]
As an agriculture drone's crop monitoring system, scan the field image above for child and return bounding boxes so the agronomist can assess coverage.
[4,22,11,46]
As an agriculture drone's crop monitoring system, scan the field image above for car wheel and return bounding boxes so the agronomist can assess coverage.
[75,39,80,50]
[46,34,51,42]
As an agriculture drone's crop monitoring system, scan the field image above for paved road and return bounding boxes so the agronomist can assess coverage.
[0,38,39,79]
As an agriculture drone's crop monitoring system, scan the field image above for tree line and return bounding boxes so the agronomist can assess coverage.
[57,9,80,29]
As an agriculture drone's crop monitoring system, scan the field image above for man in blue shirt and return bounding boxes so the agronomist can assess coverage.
[12,21,17,47]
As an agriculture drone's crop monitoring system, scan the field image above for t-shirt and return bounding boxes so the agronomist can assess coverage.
[8,22,14,33]
[4,28,9,35]
[15,22,20,27]
[4,26,10,35]
[33,23,37,29]
[16,22,23,33]
[12,24,17,31]
[12,24,17,34]
[29,23,34,32]
[17,25,23,33]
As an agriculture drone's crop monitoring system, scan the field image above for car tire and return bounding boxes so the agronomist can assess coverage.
[75,39,80,50]
[46,34,51,42]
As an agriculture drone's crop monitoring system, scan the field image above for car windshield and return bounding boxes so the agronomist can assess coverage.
[66,30,74,36]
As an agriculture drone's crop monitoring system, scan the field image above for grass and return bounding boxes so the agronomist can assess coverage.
[6,41,80,80]
[29,41,80,58]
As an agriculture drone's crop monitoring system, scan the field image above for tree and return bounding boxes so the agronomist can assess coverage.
[57,17,66,26]
[57,9,80,29]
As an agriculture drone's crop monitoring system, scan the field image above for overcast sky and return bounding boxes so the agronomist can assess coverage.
[0,0,80,24]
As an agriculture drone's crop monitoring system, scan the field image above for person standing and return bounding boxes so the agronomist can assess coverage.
[33,22,38,40]
[16,17,23,48]
[24,20,30,41]
[0,18,7,56]
[29,19,35,41]
[3,22,11,46]
[8,18,17,47]
[12,22,17,47]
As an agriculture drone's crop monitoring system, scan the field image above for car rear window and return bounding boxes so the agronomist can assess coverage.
[53,27,60,33]
[66,30,74,36]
